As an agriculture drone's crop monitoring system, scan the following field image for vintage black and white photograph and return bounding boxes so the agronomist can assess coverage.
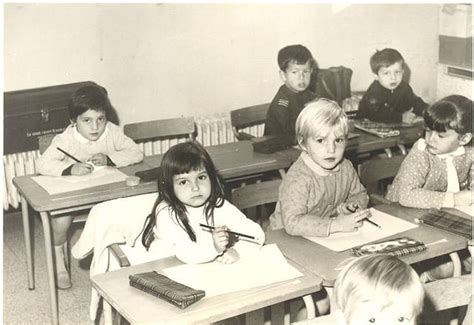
[3,2,473,325]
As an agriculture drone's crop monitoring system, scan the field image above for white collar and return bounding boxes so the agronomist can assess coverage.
[416,138,465,159]
[301,151,341,176]
[73,122,109,144]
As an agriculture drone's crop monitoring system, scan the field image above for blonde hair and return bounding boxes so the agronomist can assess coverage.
[334,255,424,323]
[295,98,349,148]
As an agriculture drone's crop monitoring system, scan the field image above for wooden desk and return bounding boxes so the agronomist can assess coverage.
[266,204,468,287]
[13,140,293,325]
[91,255,322,325]
[276,123,424,162]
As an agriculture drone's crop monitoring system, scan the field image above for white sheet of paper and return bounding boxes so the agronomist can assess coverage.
[32,167,128,195]
[304,208,418,252]
[162,244,303,298]
[455,205,474,217]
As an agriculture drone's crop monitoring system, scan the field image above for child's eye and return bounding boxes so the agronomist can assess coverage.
[178,180,188,186]
[397,316,406,322]
[98,117,106,122]
[368,318,376,323]
[335,138,345,144]
[198,174,208,181]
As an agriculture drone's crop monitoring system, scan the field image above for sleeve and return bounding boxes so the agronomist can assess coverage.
[35,133,75,176]
[406,85,428,116]
[393,150,448,208]
[214,201,265,257]
[264,96,291,136]
[278,172,331,237]
[107,126,144,167]
[358,91,403,123]
[155,208,220,264]
[344,163,370,209]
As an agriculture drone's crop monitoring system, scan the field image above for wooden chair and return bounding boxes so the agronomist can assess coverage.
[230,103,269,140]
[124,116,195,143]
[357,153,407,206]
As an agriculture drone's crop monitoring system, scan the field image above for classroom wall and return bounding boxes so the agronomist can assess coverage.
[4,3,440,125]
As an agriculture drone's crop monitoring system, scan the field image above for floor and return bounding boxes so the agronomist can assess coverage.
[3,211,92,325]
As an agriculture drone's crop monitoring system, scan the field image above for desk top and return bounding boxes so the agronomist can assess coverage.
[266,204,468,286]
[13,141,291,213]
[91,255,321,325]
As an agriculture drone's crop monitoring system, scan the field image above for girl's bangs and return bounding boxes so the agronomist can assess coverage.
[170,150,206,175]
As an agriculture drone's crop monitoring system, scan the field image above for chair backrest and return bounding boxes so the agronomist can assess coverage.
[124,117,195,143]
[230,103,270,139]
[423,274,472,312]
[38,133,57,154]
[358,154,406,186]
[231,179,281,211]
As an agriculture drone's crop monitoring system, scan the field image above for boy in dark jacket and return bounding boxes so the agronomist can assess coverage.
[356,48,427,124]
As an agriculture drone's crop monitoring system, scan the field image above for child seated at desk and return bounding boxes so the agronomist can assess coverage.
[269,98,371,316]
[264,44,317,138]
[36,84,143,289]
[333,255,424,325]
[386,94,472,281]
[356,48,427,124]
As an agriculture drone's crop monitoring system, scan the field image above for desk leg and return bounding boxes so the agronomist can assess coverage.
[21,196,35,290]
[449,252,462,325]
[302,295,315,319]
[40,211,59,325]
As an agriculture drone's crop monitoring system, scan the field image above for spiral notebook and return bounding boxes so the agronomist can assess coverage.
[352,237,426,257]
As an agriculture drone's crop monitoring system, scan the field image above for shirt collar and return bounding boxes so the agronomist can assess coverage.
[416,138,465,159]
[301,151,340,176]
[73,122,109,144]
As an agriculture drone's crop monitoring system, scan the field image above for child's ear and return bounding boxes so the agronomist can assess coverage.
[279,69,287,83]
[70,119,76,125]
[459,133,472,146]
[373,73,380,81]
[297,136,306,151]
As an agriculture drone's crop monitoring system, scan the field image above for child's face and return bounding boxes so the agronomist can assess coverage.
[280,60,312,93]
[375,61,404,91]
[301,129,346,171]
[173,167,212,208]
[348,300,416,325]
[74,109,107,142]
[424,128,470,155]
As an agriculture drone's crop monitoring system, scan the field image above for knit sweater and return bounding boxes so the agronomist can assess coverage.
[36,122,143,176]
[386,139,472,209]
[269,153,369,237]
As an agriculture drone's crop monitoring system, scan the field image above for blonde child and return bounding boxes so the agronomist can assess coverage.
[386,95,472,281]
[36,84,143,288]
[269,98,371,316]
[333,255,425,325]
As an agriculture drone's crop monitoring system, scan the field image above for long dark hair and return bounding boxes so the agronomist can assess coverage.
[141,141,225,249]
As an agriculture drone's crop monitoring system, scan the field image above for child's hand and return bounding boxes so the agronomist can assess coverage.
[212,226,229,253]
[331,209,371,234]
[402,108,416,124]
[454,190,473,206]
[337,202,359,215]
[88,153,108,166]
[71,163,94,176]
[216,248,239,264]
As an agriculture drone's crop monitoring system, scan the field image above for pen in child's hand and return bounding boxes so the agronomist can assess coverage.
[363,217,381,229]
[348,204,381,228]
[199,223,256,240]
[57,147,81,163]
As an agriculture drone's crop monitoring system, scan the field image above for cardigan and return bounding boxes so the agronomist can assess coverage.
[269,153,369,237]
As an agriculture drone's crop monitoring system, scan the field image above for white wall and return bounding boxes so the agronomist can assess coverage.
[4,3,440,125]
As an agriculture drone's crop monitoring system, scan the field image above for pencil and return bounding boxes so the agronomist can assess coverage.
[56,147,81,163]
[199,223,256,240]
[364,217,381,229]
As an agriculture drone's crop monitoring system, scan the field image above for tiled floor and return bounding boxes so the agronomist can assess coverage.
[3,211,92,324]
